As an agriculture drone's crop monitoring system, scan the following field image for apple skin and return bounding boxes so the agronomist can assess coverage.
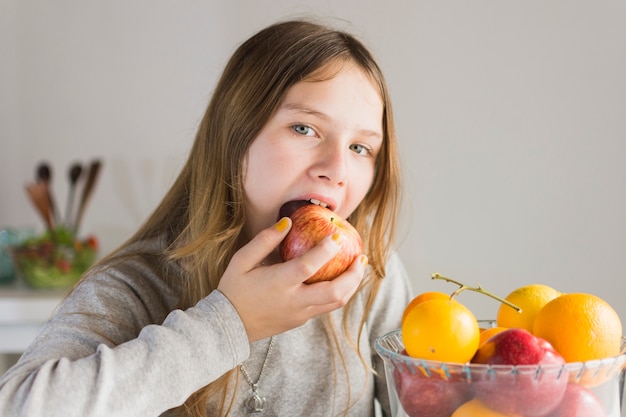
[547,383,607,417]
[472,328,565,366]
[392,359,472,417]
[471,328,568,417]
[279,204,363,284]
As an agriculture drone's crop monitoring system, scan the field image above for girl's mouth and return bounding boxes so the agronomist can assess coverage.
[278,199,330,219]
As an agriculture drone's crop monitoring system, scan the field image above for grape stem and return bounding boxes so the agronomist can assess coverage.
[431,272,522,313]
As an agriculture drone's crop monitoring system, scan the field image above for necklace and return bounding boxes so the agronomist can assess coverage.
[239,335,276,413]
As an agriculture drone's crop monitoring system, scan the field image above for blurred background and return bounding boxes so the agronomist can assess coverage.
[1,0,625,322]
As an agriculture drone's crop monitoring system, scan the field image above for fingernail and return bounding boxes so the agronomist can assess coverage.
[332,233,343,245]
[359,255,368,267]
[274,217,289,232]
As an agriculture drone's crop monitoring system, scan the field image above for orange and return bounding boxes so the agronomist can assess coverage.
[478,326,507,347]
[401,297,480,363]
[533,293,622,362]
[496,284,561,332]
[401,291,450,323]
[451,399,520,417]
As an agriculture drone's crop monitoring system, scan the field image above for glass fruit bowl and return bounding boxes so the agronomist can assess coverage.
[375,329,626,417]
[10,227,98,289]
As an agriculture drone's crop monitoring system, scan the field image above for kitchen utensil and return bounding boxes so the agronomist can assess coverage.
[65,162,83,226]
[25,182,54,232]
[74,159,102,234]
[36,162,60,225]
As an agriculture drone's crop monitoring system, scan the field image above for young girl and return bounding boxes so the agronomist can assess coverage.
[0,19,412,416]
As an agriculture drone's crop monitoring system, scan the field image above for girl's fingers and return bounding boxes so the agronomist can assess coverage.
[278,233,347,285]
[230,217,292,271]
[297,254,368,309]
[219,219,367,341]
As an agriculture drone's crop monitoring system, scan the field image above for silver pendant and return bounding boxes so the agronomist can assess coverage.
[244,387,266,413]
[240,336,275,414]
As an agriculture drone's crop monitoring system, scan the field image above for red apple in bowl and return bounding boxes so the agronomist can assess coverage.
[471,328,568,417]
[279,201,363,284]
[472,328,565,366]
[548,383,607,417]
[392,360,472,417]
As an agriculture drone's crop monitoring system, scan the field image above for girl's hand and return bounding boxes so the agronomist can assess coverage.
[217,217,367,342]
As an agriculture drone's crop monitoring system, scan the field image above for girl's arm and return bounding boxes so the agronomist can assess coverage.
[0,262,250,417]
[0,218,366,417]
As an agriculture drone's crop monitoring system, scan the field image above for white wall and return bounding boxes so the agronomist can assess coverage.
[2,1,625,322]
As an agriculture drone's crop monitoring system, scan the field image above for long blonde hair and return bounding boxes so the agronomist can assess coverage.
[119,19,401,416]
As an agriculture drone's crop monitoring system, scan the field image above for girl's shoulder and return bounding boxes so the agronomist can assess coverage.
[60,234,183,327]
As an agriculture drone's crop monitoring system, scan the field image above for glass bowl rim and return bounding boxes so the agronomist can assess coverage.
[375,328,626,374]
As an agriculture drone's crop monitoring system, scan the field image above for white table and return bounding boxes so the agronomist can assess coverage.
[0,285,66,354]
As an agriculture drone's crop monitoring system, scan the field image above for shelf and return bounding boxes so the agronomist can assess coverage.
[0,285,67,354]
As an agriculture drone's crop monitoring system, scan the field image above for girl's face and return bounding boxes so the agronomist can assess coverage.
[242,62,384,249]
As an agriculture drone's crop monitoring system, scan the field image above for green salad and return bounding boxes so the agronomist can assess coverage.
[12,226,98,289]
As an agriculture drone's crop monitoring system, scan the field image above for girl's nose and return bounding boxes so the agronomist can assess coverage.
[311,143,348,186]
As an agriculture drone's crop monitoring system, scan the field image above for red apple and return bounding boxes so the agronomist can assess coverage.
[279,202,362,283]
[471,328,568,417]
[548,383,607,417]
[473,328,565,366]
[392,359,472,417]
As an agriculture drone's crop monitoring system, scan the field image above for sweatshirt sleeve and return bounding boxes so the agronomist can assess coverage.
[0,259,250,417]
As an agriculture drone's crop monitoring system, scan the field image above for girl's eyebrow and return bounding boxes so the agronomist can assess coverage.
[282,102,327,118]
[282,102,383,141]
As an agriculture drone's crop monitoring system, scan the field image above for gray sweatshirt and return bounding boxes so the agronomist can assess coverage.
[0,235,412,417]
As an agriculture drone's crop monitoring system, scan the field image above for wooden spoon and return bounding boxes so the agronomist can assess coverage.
[65,163,83,227]
[74,159,102,234]
[25,182,54,232]
[36,162,59,226]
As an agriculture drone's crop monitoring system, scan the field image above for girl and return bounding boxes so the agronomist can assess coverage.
[0,19,411,416]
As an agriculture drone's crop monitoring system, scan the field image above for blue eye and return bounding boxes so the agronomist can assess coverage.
[349,143,371,156]
[293,124,316,136]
